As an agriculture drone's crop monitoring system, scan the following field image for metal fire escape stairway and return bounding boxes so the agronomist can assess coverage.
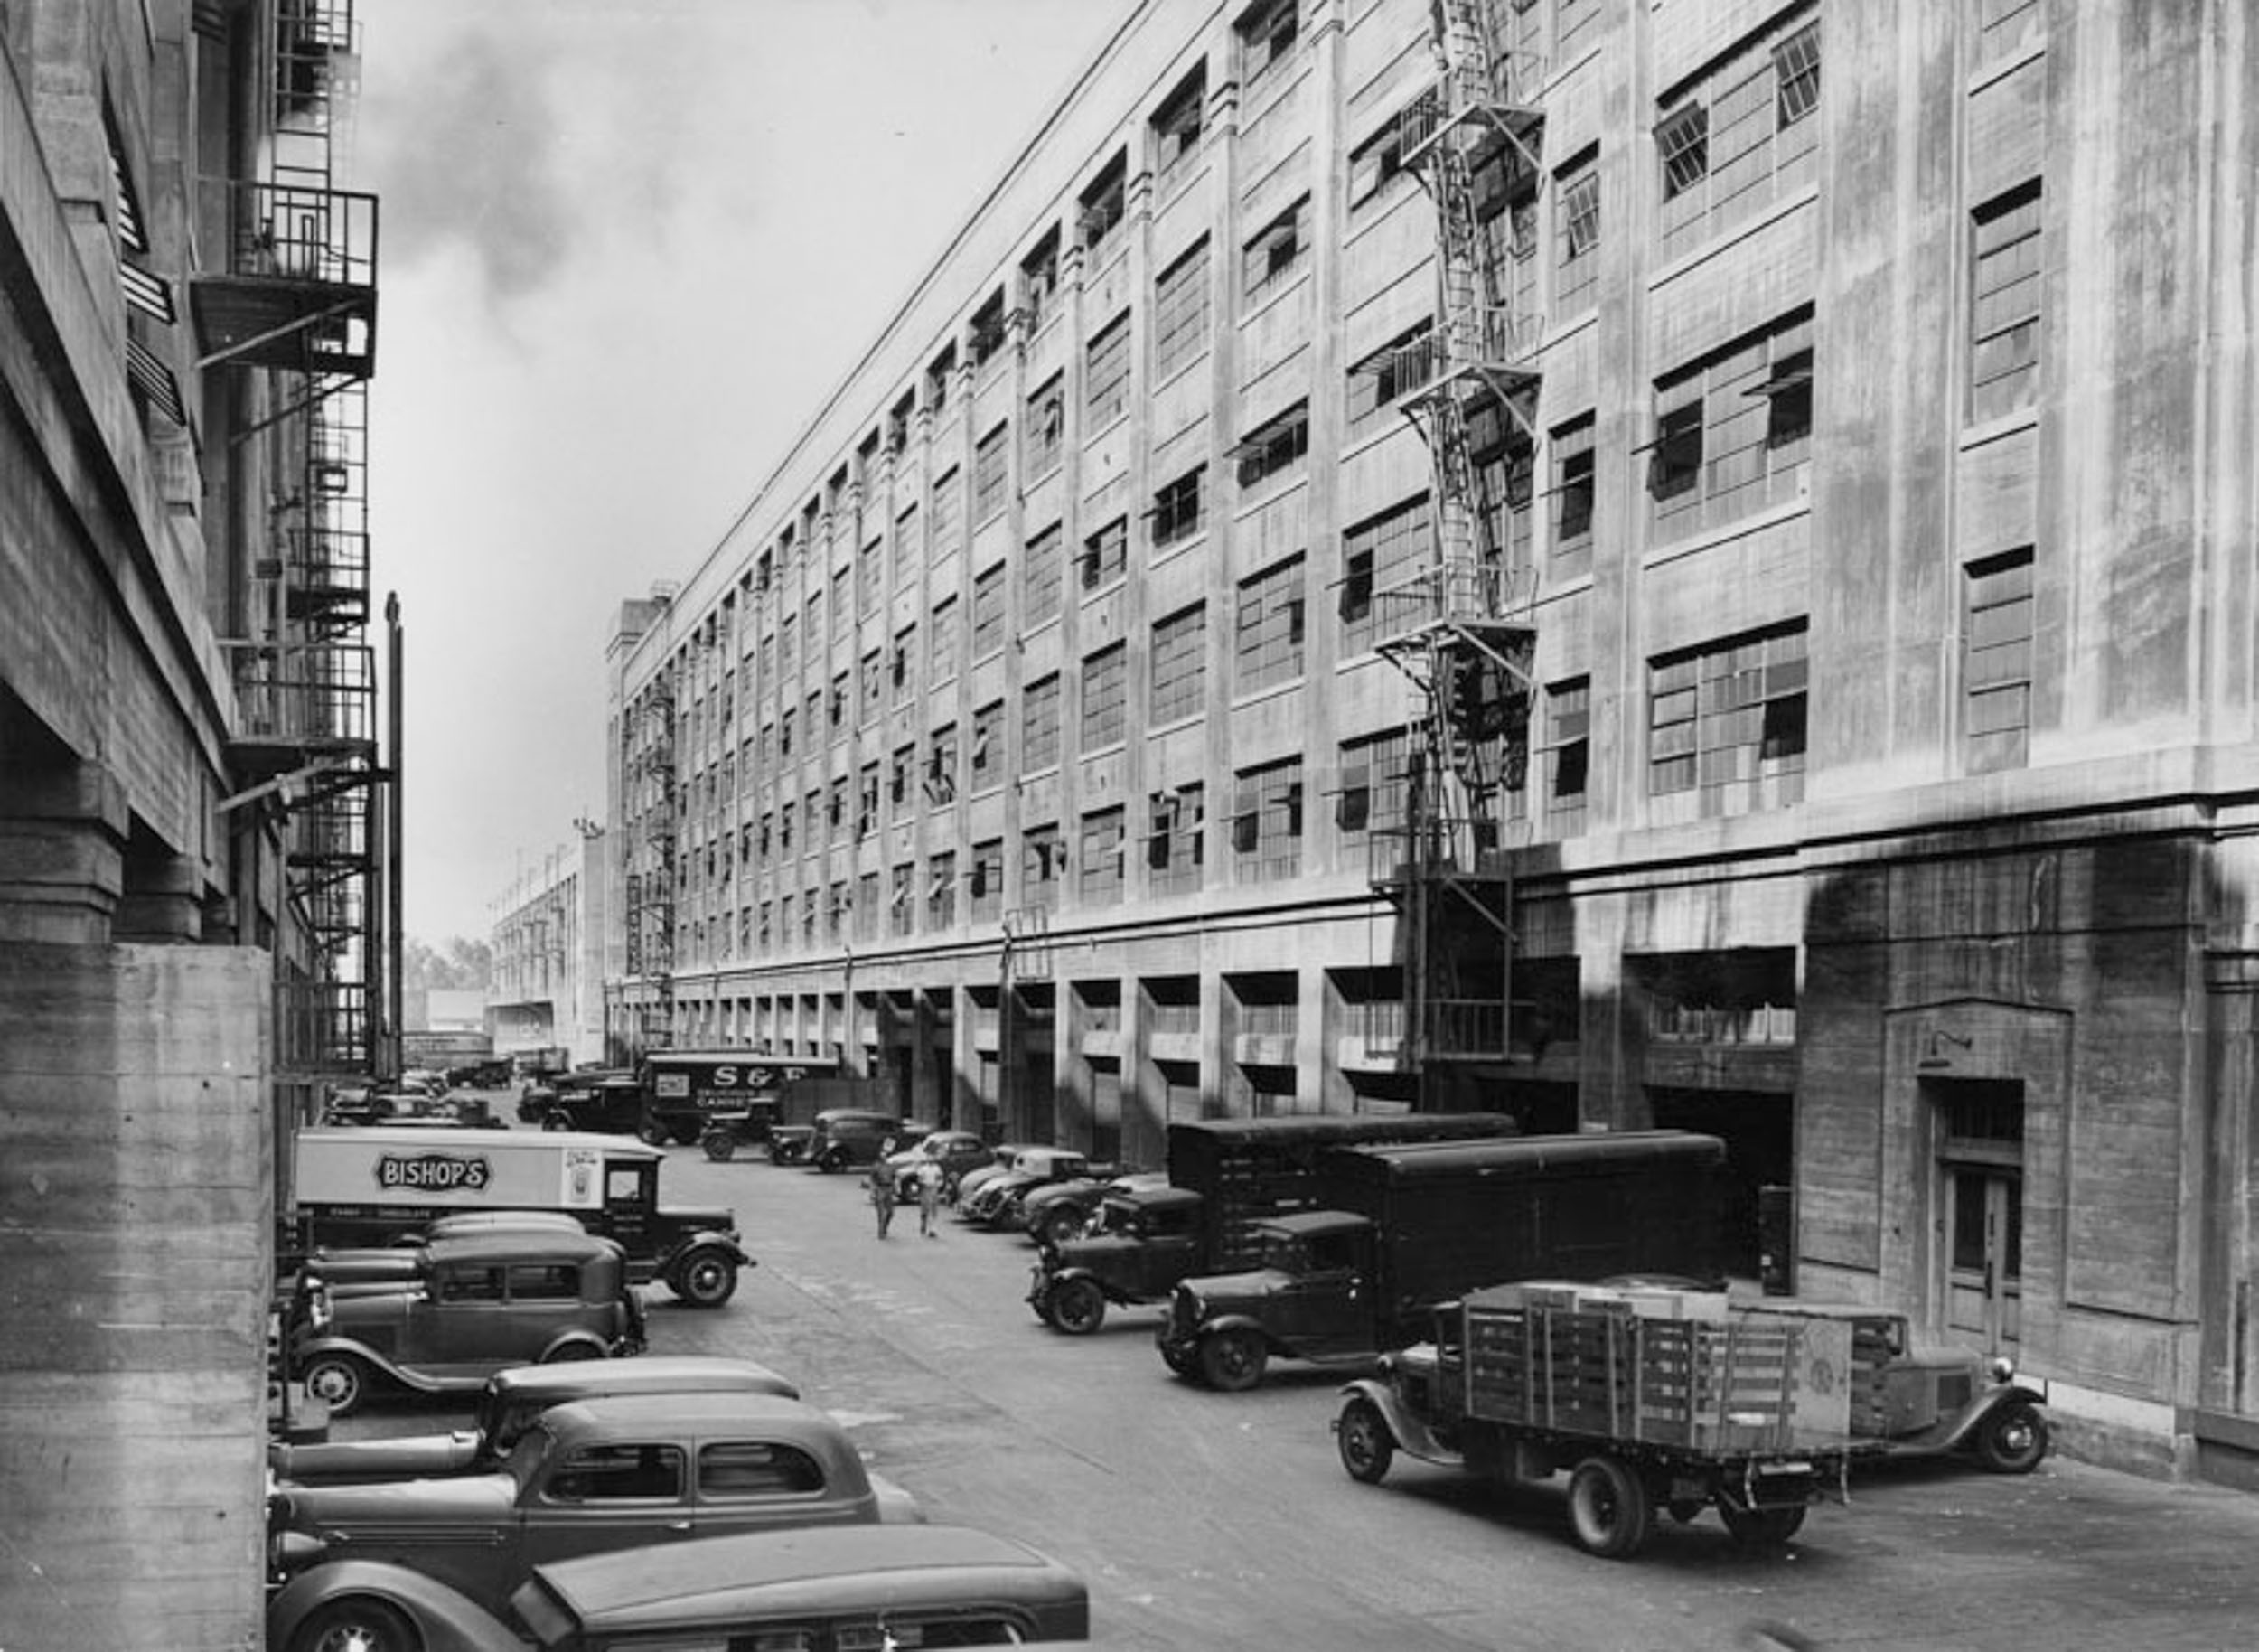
[197,0,382,1082]
[1370,0,1545,1097]
[625,681,679,1050]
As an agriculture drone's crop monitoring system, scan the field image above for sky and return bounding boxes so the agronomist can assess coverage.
[354,0,1138,945]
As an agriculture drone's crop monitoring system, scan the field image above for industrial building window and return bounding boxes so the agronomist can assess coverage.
[970,700,1005,790]
[779,801,795,852]
[969,839,1005,921]
[1153,239,1212,380]
[1971,183,2042,423]
[969,293,1008,372]
[925,724,958,804]
[1023,674,1063,772]
[858,537,883,616]
[1022,823,1065,912]
[1153,65,1206,186]
[926,851,957,928]
[890,743,914,807]
[778,614,798,679]
[1551,415,1595,575]
[1150,466,1205,549]
[1964,549,2034,774]
[1021,231,1060,334]
[1081,518,1128,593]
[1080,807,1127,903]
[970,563,1007,658]
[1243,197,1309,303]
[829,671,850,740]
[1647,621,1808,817]
[1350,120,1407,211]
[891,624,915,699]
[929,596,958,682]
[1657,10,1821,261]
[859,649,883,721]
[1151,603,1208,725]
[1081,154,1128,262]
[778,709,795,759]
[1649,309,1814,538]
[1082,643,1128,752]
[1556,155,1599,313]
[1025,375,1064,477]
[893,502,920,584]
[889,864,915,937]
[1239,0,1298,85]
[1024,522,1065,623]
[827,880,850,941]
[828,775,849,840]
[1235,557,1307,694]
[804,785,823,851]
[1148,782,1205,896]
[1231,757,1305,883]
[925,344,955,416]
[932,465,961,550]
[1347,322,1434,440]
[857,764,880,838]
[1339,494,1431,657]
[1976,0,2041,62]
[1543,678,1590,836]
[1336,727,1411,845]
[973,423,1011,523]
[1233,400,1310,491]
[856,871,880,941]
[1086,314,1133,428]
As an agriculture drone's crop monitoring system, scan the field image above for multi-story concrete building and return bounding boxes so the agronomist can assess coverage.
[1,1,383,1643]
[490,832,609,1067]
[604,0,2259,1480]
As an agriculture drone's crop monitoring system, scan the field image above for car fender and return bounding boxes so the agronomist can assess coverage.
[293,1334,437,1394]
[267,1558,525,1652]
[1934,1382,2050,1453]
[1336,1378,1462,1469]
[538,1329,617,1363]
[869,1472,926,1525]
[658,1232,752,1276]
[1194,1312,1275,1351]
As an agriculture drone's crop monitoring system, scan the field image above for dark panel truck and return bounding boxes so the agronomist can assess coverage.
[637,1051,843,1149]
[1335,1281,1885,1559]
[1027,1112,1519,1335]
[1155,1130,1729,1390]
[285,1126,752,1306]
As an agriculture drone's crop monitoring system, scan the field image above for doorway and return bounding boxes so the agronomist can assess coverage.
[1929,1077,2024,1351]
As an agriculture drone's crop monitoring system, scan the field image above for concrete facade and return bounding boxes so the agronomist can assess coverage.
[490,836,609,1067]
[603,0,2259,1479]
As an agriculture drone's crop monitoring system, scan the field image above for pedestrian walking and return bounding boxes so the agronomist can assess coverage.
[869,1138,898,1239]
[916,1159,945,1238]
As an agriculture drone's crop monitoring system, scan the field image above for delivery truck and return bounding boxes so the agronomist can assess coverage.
[1156,1130,1728,1390]
[1335,1280,1883,1558]
[284,1126,751,1306]
[1029,1111,1517,1334]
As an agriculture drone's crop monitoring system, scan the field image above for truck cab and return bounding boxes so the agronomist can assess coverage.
[1029,1185,1206,1334]
[1158,1212,1383,1389]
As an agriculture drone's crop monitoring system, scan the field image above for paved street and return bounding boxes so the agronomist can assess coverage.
[333,1131,2259,1651]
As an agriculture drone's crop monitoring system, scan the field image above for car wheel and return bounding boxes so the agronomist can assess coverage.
[299,1351,371,1420]
[1336,1397,1395,1485]
[678,1253,739,1308]
[1719,1501,1806,1550]
[1566,1455,1654,1559]
[702,1131,737,1162]
[817,1150,845,1174]
[1044,1206,1089,1246]
[1199,1329,1267,1393]
[636,1122,670,1147]
[540,1113,567,1132]
[1159,1341,1199,1379]
[1048,1277,1107,1336]
[540,1340,603,1364]
[289,1595,421,1652]
[1973,1401,2049,1474]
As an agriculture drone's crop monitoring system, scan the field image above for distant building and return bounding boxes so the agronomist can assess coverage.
[601,0,2259,1483]
[490,836,608,1066]
[0,0,385,1644]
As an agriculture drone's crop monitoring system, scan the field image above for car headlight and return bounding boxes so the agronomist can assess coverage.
[1989,1356,2016,1384]
[270,1527,331,1577]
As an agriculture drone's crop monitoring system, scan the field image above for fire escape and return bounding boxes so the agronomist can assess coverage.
[624,679,678,1053]
[1368,0,1544,1102]
[193,0,381,1083]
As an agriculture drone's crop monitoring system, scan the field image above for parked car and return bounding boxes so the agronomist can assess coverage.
[266,1393,922,1623]
[265,1523,1089,1652]
[1028,1182,1207,1335]
[287,1230,646,1418]
[951,1143,1032,1208]
[269,1355,801,1486]
[773,1108,918,1172]
[886,1129,996,1201]
[961,1147,1092,1229]
[539,1068,644,1134]
[1018,1169,1165,1245]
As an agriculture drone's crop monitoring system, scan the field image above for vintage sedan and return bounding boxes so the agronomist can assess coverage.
[270,1355,800,1486]
[289,1231,645,1418]
[886,1129,996,1202]
[949,1143,1032,1209]
[265,1524,1089,1652]
[267,1393,923,1625]
[960,1147,1092,1229]
[1017,1169,1165,1245]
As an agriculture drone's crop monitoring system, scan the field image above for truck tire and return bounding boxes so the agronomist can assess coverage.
[1047,1277,1107,1336]
[637,1122,670,1147]
[1567,1455,1654,1559]
[703,1130,738,1162]
[1199,1328,1267,1393]
[1720,1502,1806,1550]
[1973,1401,2049,1474]
[299,1351,372,1420]
[286,1596,418,1652]
[1159,1340,1198,1379]
[675,1253,739,1308]
[1336,1397,1395,1485]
